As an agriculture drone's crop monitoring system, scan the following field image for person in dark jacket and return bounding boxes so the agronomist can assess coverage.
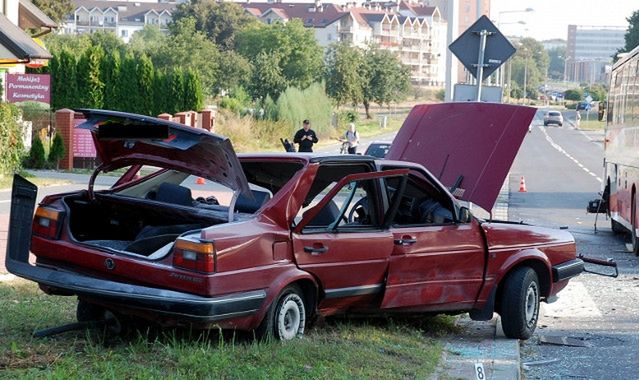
[293,119,318,152]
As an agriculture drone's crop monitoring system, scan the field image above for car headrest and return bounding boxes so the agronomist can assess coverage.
[235,190,271,213]
[156,183,193,207]
[307,200,340,226]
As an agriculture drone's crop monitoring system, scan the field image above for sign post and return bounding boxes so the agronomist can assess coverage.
[449,16,516,102]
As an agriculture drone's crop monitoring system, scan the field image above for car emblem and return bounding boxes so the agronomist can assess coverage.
[105,258,116,271]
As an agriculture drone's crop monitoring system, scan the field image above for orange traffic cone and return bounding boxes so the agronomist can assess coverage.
[196,177,206,185]
[519,176,527,192]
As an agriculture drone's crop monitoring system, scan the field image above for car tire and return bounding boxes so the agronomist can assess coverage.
[257,285,306,341]
[500,267,540,340]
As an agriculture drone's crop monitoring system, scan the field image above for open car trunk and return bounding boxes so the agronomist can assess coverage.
[63,192,228,258]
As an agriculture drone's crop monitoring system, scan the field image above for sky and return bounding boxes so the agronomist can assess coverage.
[490,0,638,41]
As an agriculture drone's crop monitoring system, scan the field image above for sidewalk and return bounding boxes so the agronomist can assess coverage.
[432,179,520,380]
[432,316,520,379]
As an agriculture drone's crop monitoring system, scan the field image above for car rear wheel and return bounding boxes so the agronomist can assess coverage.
[257,285,306,341]
[500,267,539,340]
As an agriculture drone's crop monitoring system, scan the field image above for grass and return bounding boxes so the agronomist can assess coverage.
[0,172,72,191]
[578,119,605,131]
[0,279,454,379]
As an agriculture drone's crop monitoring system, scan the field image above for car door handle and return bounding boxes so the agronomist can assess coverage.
[394,238,417,246]
[304,246,328,255]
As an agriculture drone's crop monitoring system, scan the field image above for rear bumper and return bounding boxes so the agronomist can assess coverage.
[5,175,265,322]
[552,258,584,282]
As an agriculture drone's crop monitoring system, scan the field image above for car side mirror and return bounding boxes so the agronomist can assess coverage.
[458,207,472,223]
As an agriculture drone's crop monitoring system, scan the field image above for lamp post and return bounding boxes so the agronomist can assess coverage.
[495,7,533,100]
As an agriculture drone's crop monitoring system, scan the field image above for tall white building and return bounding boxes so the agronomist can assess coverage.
[565,25,626,84]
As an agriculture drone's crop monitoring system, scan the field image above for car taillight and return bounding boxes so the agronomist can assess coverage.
[33,206,65,239]
[173,238,216,273]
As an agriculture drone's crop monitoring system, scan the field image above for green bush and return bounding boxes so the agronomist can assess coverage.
[435,89,445,101]
[0,103,24,176]
[27,136,46,169]
[48,133,66,169]
[218,97,243,114]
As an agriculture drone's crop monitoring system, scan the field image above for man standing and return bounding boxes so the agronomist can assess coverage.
[294,119,318,152]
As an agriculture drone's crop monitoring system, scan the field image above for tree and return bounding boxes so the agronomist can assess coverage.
[0,104,24,176]
[236,20,324,97]
[100,50,121,110]
[168,68,186,114]
[129,25,167,57]
[153,18,219,96]
[31,0,73,24]
[324,42,364,107]
[27,136,46,169]
[247,52,287,101]
[183,68,204,111]
[360,46,411,118]
[53,49,78,109]
[48,133,66,170]
[137,54,155,115]
[547,46,565,81]
[119,52,140,112]
[617,10,639,59]
[510,38,548,100]
[172,0,257,50]
[76,46,105,108]
[215,50,252,95]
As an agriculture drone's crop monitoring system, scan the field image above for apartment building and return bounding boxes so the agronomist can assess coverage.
[243,0,447,86]
[565,25,626,84]
[63,0,175,43]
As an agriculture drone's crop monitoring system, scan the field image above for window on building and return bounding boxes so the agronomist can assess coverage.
[121,29,128,37]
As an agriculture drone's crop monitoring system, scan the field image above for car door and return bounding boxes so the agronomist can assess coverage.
[292,169,408,312]
[380,172,486,311]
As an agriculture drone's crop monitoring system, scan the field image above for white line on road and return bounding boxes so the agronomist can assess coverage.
[540,127,602,183]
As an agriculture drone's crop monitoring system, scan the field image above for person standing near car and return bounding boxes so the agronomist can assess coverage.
[294,119,318,152]
[343,123,360,154]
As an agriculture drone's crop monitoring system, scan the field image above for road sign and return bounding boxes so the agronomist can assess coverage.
[585,95,593,103]
[449,15,516,81]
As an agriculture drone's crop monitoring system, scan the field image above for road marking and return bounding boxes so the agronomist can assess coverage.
[541,280,602,318]
[540,127,602,183]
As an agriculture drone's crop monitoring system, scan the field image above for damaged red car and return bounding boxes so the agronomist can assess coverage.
[6,104,584,340]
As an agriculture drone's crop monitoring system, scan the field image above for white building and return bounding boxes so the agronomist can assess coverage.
[63,0,175,43]
[565,25,626,84]
[243,1,448,86]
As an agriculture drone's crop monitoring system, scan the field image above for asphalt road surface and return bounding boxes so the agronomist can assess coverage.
[513,111,639,379]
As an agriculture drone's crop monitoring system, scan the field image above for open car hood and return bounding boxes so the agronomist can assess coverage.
[385,102,536,211]
[76,109,251,195]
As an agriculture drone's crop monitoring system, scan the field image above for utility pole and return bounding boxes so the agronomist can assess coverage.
[444,0,458,102]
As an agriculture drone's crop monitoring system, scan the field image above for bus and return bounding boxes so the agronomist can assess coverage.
[593,43,639,253]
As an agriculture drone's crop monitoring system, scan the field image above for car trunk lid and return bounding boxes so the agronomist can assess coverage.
[76,109,251,196]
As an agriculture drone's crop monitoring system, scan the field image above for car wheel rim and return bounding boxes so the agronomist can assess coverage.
[277,295,304,340]
[525,282,539,327]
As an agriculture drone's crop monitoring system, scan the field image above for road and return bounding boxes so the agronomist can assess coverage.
[513,110,639,379]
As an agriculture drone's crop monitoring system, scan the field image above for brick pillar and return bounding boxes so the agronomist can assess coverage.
[201,109,213,132]
[157,113,172,121]
[55,109,75,170]
[174,112,187,125]
[189,111,197,127]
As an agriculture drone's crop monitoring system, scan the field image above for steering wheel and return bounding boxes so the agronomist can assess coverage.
[347,197,369,223]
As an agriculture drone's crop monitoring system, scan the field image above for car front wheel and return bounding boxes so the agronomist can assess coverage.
[500,267,540,340]
[257,285,306,341]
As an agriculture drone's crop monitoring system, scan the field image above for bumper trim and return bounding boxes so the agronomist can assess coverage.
[552,258,584,282]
